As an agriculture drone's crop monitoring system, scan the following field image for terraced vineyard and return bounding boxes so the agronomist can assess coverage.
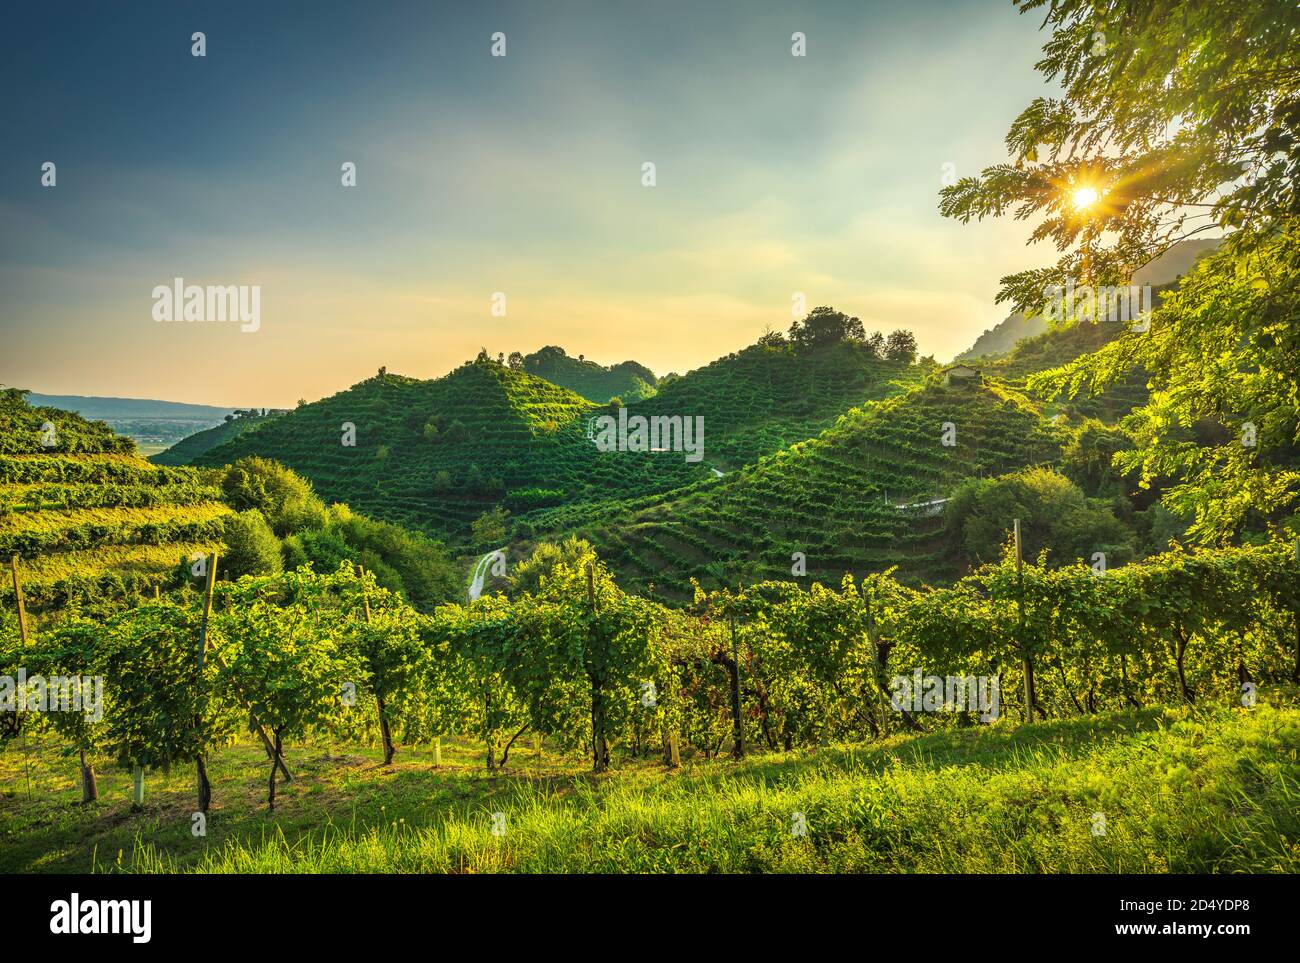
[181,337,1094,574]
[0,391,228,613]
[193,359,712,548]
[534,378,1065,599]
[627,340,923,469]
[984,318,1150,422]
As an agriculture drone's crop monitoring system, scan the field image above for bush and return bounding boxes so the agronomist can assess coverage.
[471,507,511,549]
[327,507,461,611]
[222,509,283,578]
[946,467,1136,568]
[221,457,326,537]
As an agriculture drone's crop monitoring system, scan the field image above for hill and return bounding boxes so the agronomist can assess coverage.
[979,315,1152,424]
[984,316,1133,380]
[0,389,229,613]
[955,238,1225,365]
[955,311,1046,362]
[193,337,930,551]
[626,339,924,470]
[1131,237,1221,287]
[194,359,713,548]
[519,347,657,403]
[152,409,287,466]
[0,390,466,614]
[532,377,1064,599]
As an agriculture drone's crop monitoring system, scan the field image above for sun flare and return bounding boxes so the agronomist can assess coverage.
[1071,185,1100,211]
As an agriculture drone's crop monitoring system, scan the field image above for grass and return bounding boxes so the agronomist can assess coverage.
[2,699,1296,874]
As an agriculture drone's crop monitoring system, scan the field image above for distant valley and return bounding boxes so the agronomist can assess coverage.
[23,393,273,456]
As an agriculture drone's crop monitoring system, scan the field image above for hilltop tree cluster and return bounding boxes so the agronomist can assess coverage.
[764,307,918,363]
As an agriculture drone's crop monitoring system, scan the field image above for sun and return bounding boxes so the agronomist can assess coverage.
[1071,185,1100,211]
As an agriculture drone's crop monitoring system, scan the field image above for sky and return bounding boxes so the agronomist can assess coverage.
[0,0,1059,408]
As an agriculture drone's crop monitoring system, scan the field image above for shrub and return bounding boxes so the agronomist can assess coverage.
[222,509,283,578]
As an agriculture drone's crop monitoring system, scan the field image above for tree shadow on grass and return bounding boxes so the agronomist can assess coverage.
[0,705,1214,873]
[671,705,1175,794]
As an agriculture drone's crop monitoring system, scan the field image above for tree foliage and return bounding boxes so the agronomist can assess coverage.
[940,0,1300,542]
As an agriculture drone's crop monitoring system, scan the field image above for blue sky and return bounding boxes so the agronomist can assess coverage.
[1,0,1057,407]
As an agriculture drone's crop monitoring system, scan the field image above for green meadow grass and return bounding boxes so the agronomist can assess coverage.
[2,699,1296,874]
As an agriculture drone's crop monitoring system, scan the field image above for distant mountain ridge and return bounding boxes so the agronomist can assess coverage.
[24,393,238,421]
[955,237,1223,362]
[1131,238,1221,288]
[955,312,1045,363]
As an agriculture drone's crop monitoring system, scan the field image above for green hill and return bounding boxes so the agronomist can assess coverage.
[193,337,929,552]
[980,317,1150,423]
[520,347,657,403]
[986,317,1129,380]
[0,389,229,613]
[626,340,924,470]
[533,377,1064,599]
[193,359,713,548]
[152,409,287,466]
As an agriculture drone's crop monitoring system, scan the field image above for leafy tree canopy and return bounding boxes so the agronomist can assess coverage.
[946,467,1136,568]
[941,0,1300,541]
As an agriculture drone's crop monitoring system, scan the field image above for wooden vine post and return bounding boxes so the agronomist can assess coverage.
[10,556,35,802]
[1014,519,1035,723]
[194,551,217,812]
[10,555,29,649]
[133,577,145,808]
